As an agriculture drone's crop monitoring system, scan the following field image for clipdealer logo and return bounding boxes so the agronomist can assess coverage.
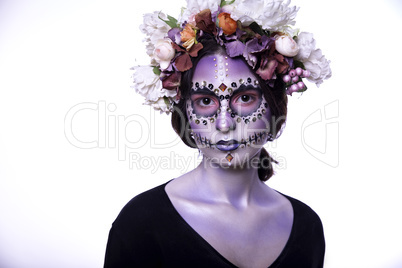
[301,100,339,167]
[64,100,339,170]
[63,101,182,161]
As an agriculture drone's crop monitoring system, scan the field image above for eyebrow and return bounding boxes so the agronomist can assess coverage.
[232,84,262,95]
[190,87,217,97]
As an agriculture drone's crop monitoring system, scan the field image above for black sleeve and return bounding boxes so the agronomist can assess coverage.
[274,195,326,268]
[104,193,163,268]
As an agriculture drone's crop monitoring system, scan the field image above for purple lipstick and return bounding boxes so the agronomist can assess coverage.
[215,140,240,151]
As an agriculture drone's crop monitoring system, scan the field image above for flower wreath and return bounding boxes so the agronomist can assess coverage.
[132,0,332,114]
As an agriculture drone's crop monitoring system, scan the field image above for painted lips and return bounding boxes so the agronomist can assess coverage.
[215,140,240,151]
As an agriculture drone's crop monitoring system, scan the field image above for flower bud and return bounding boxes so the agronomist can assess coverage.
[275,35,299,57]
[153,39,175,70]
[218,12,237,35]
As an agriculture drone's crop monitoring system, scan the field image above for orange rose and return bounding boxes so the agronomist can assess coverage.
[180,24,196,43]
[218,13,237,35]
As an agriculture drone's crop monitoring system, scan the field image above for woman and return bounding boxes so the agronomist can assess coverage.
[105,1,331,267]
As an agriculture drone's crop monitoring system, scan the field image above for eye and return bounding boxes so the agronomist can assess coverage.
[190,95,220,117]
[201,98,212,106]
[238,95,252,103]
[232,92,257,105]
[230,89,262,116]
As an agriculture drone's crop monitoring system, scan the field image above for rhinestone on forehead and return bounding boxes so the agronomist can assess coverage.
[219,83,227,92]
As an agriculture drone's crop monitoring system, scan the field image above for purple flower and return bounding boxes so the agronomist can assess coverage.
[168,28,182,44]
[242,36,275,68]
[225,41,246,57]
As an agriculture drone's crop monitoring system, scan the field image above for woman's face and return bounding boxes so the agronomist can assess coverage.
[186,53,272,168]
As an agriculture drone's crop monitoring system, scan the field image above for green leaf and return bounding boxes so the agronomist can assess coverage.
[293,60,306,70]
[248,22,264,36]
[220,0,235,7]
[158,12,178,28]
[163,96,171,106]
[153,66,161,76]
[298,85,308,93]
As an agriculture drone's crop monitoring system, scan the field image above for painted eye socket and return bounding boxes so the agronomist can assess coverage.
[191,95,219,117]
[230,89,262,116]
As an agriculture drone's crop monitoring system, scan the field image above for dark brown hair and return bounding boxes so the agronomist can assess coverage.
[171,35,288,181]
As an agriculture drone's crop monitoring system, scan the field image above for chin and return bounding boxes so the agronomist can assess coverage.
[199,145,263,169]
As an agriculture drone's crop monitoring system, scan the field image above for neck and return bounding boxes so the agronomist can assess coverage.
[192,154,268,209]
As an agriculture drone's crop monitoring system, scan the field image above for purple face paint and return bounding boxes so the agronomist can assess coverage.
[187,53,273,167]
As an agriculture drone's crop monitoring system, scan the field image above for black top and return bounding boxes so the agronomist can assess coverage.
[104,181,325,268]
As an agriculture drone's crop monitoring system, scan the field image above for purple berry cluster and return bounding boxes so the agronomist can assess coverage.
[282,67,311,95]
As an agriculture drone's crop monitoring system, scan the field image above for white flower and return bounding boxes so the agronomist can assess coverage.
[295,32,316,61]
[145,97,173,114]
[229,0,299,32]
[178,0,221,25]
[303,49,332,87]
[131,65,179,113]
[153,39,175,70]
[275,35,299,57]
[293,32,331,86]
[140,12,171,57]
[131,65,161,97]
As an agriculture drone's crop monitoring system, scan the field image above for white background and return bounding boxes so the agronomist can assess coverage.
[0,0,401,267]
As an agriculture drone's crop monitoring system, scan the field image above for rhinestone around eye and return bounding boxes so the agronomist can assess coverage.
[237,117,242,123]
[210,118,215,123]
[231,82,237,87]
[220,95,224,100]
[203,120,207,125]
[262,109,266,114]
[252,117,257,122]
[239,79,244,84]
[209,84,214,89]
[231,113,236,118]
[254,80,259,85]
[214,89,219,95]
[257,113,262,119]
[225,95,229,99]
[195,119,200,124]
[228,88,233,94]
[202,81,207,87]
[195,82,200,88]
[264,103,268,108]
[245,119,250,124]
[227,107,232,112]
[247,77,252,83]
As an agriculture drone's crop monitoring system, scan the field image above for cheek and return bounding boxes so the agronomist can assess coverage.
[236,99,271,131]
[190,121,208,131]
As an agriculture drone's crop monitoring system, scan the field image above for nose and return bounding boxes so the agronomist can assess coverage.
[215,111,236,133]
